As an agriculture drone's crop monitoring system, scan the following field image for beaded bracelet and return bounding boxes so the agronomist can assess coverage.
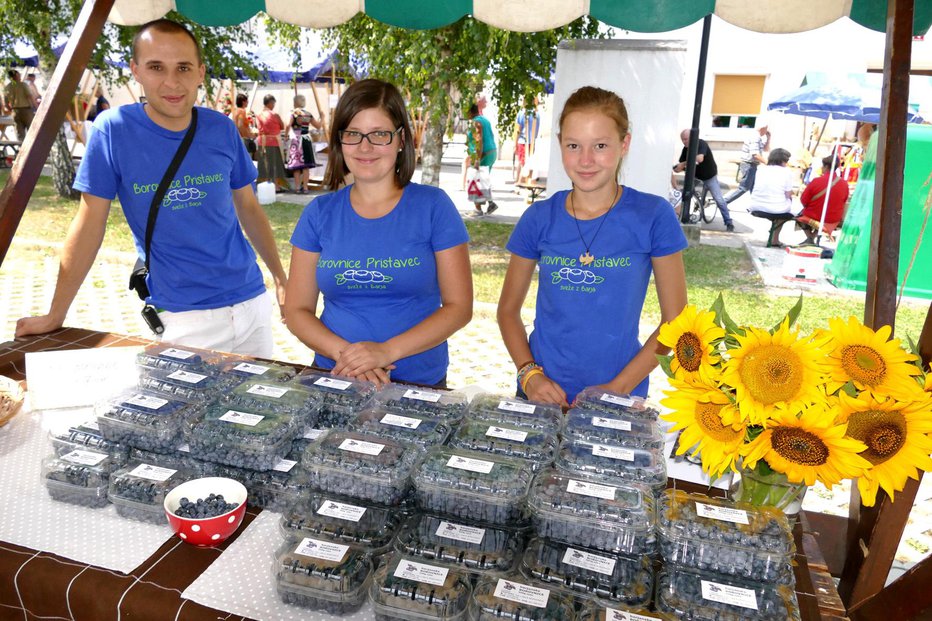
[517,362,544,393]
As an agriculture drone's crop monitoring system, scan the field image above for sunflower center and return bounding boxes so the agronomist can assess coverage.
[695,402,742,442]
[771,427,829,466]
[840,344,887,386]
[845,409,906,465]
[675,332,703,372]
[738,345,804,405]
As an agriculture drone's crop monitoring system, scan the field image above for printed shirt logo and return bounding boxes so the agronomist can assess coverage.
[162,187,207,208]
[551,267,604,285]
[334,269,393,285]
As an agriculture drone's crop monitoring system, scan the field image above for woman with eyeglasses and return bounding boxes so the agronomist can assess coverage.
[285,79,473,388]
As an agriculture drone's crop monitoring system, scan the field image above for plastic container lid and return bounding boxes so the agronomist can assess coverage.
[657,489,796,583]
[370,553,473,621]
[556,439,667,492]
[347,406,454,448]
[413,447,534,526]
[468,394,563,432]
[185,403,301,471]
[216,359,296,382]
[274,537,373,614]
[572,388,658,421]
[136,344,224,373]
[563,408,664,451]
[96,390,193,453]
[448,419,558,470]
[108,461,193,522]
[468,575,577,621]
[394,513,523,575]
[519,537,653,607]
[137,366,235,404]
[214,452,309,513]
[293,371,376,407]
[50,423,127,459]
[302,430,418,505]
[42,449,121,508]
[279,491,403,555]
[577,602,677,621]
[527,470,655,556]
[373,383,468,421]
[655,566,801,621]
[223,379,320,422]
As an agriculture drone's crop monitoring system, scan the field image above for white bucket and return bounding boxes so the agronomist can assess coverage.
[782,246,823,283]
[256,181,276,205]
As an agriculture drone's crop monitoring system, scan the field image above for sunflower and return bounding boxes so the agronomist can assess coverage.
[721,318,828,425]
[741,404,871,487]
[835,391,932,506]
[661,377,746,478]
[823,316,923,401]
[657,305,725,382]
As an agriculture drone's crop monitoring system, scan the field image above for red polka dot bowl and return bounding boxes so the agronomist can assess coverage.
[163,477,247,547]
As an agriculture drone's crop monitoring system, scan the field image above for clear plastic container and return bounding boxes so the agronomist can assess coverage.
[572,388,659,421]
[563,408,664,451]
[214,453,310,512]
[137,366,236,405]
[216,359,296,382]
[222,379,320,426]
[655,566,801,621]
[413,447,534,526]
[370,553,473,621]
[577,602,677,621]
[519,537,653,608]
[394,513,522,575]
[467,394,563,433]
[293,371,377,427]
[373,383,468,421]
[96,390,195,453]
[274,537,373,614]
[127,446,221,478]
[185,403,301,471]
[50,422,128,459]
[42,449,122,508]
[657,490,796,583]
[348,406,453,448]
[290,426,330,454]
[556,439,667,493]
[527,470,655,556]
[468,576,576,621]
[448,419,557,470]
[279,491,404,555]
[136,343,224,373]
[302,431,418,505]
[108,461,193,523]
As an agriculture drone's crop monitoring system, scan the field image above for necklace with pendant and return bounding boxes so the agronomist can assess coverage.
[569,184,620,266]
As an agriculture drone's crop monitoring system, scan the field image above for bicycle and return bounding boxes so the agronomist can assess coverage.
[671,179,716,224]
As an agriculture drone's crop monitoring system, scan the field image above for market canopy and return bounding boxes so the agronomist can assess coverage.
[108,0,932,34]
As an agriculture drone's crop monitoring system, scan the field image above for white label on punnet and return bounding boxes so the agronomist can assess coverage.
[272,458,297,473]
[497,399,536,414]
[380,413,422,429]
[493,579,550,608]
[403,388,441,402]
[129,463,176,482]
[606,608,662,621]
[317,499,367,522]
[246,384,289,398]
[233,362,269,375]
[436,521,485,544]
[566,479,617,500]
[696,502,750,525]
[339,438,385,456]
[600,393,634,407]
[700,580,759,610]
[592,443,635,461]
[219,410,264,426]
[82,419,100,431]
[394,560,449,586]
[166,370,207,384]
[177,443,191,452]
[592,416,632,431]
[314,377,351,390]
[486,425,528,442]
[562,547,617,575]
[125,394,169,409]
[294,537,349,563]
[303,428,325,440]
[447,455,494,474]
[62,450,108,466]
[161,348,195,360]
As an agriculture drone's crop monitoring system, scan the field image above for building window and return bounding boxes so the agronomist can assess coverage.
[711,75,767,128]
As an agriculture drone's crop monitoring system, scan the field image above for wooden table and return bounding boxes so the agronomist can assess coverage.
[516,180,547,204]
[0,328,849,620]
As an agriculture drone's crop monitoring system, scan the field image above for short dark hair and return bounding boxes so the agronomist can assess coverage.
[323,79,416,191]
[467,104,479,118]
[768,148,791,166]
[235,93,248,108]
[821,155,835,170]
[7,69,19,80]
[132,19,202,65]
[263,94,276,107]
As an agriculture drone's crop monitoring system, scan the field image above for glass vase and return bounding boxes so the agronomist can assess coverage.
[730,463,808,518]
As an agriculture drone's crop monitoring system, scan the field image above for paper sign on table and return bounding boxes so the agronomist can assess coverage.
[25,346,142,410]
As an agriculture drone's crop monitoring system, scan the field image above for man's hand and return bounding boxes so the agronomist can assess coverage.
[15,314,64,339]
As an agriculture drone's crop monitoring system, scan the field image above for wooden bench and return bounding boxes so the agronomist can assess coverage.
[516,180,547,204]
[0,140,21,166]
[750,210,795,247]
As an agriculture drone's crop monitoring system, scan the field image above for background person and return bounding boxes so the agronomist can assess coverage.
[497,86,688,407]
[513,97,540,183]
[3,70,37,141]
[672,128,734,231]
[797,154,849,242]
[15,19,287,356]
[725,122,770,204]
[256,94,289,191]
[230,92,256,159]
[748,148,796,247]
[284,94,322,194]
[285,79,473,388]
[467,103,499,215]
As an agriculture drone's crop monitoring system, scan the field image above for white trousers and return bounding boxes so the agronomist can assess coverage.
[156,290,273,358]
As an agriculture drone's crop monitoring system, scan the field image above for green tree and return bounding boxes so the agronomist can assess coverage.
[0,1,260,198]
[270,15,604,185]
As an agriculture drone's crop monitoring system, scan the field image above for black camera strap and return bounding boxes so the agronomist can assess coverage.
[143,107,199,274]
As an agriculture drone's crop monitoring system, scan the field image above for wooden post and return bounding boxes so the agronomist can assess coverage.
[0,0,114,268]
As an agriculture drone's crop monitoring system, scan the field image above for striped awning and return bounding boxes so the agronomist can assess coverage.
[108,0,932,35]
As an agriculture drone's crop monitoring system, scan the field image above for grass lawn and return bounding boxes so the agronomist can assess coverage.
[4,170,929,338]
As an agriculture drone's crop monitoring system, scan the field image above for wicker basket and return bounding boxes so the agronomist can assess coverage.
[0,375,24,427]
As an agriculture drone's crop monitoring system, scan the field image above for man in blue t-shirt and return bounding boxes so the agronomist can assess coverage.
[15,19,287,357]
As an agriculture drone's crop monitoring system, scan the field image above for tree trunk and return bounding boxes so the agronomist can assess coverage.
[419,111,448,187]
[50,128,79,199]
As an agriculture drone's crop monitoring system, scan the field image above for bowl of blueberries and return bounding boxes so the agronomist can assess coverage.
[163,477,247,546]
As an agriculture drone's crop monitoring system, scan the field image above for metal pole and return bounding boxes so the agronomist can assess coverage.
[680,13,712,223]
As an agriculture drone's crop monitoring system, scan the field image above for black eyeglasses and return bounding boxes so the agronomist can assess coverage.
[338,127,402,146]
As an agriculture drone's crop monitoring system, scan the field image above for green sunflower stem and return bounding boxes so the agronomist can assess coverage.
[731,462,808,516]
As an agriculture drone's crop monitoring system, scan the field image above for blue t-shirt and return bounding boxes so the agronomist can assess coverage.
[290,183,469,385]
[74,104,264,312]
[506,187,688,401]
